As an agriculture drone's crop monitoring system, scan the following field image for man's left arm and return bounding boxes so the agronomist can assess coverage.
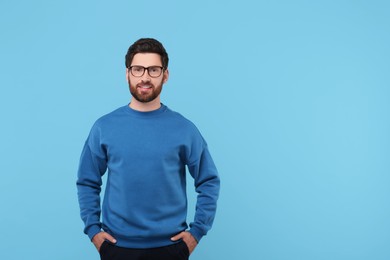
[186,144,220,243]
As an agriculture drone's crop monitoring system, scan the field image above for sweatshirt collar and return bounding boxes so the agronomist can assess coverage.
[124,103,167,117]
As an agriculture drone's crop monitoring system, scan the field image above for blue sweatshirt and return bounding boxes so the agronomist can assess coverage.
[77,104,220,248]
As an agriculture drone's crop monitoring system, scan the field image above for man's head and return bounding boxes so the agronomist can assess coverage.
[125,38,169,70]
[125,38,169,106]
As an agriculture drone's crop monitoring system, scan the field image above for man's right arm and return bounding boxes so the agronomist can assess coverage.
[76,136,107,241]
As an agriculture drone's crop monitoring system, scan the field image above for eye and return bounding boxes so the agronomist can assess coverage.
[132,66,143,72]
[150,67,159,73]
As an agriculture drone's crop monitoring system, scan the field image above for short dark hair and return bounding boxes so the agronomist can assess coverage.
[125,38,169,69]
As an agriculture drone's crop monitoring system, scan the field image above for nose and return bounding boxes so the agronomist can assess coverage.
[140,69,151,82]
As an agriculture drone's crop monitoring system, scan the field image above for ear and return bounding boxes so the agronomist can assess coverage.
[126,68,129,81]
[163,69,169,83]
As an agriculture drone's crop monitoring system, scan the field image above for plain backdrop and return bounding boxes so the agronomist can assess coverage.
[1,0,389,259]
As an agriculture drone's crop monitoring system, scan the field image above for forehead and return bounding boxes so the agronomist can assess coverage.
[131,53,162,66]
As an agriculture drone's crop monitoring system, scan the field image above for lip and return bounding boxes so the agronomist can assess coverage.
[137,85,152,89]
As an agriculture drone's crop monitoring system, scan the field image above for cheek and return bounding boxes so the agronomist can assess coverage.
[160,78,166,86]
[127,76,136,86]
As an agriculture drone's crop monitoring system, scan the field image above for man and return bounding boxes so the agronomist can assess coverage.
[77,38,220,260]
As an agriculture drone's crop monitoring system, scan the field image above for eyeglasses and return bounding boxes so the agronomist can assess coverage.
[128,66,164,78]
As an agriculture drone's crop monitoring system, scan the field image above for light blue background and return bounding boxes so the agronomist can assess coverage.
[1,0,389,259]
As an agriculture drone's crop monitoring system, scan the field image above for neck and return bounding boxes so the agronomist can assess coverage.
[129,98,161,112]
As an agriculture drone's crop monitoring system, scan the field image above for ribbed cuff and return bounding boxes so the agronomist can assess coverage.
[188,227,204,243]
[86,224,102,241]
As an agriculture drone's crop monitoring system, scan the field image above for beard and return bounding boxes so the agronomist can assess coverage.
[128,77,164,103]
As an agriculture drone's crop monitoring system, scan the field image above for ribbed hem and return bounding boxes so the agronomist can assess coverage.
[108,233,178,249]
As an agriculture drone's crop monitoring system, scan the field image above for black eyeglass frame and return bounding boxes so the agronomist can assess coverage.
[128,66,165,78]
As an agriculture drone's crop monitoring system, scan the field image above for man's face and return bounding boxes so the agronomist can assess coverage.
[126,53,169,103]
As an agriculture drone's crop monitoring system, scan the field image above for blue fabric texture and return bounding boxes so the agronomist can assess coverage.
[77,104,220,248]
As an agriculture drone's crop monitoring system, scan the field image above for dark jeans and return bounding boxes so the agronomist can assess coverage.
[99,241,190,260]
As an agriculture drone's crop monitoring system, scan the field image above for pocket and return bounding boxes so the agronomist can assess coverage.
[179,241,190,257]
[99,241,108,255]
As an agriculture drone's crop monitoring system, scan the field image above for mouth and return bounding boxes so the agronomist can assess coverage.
[138,85,152,89]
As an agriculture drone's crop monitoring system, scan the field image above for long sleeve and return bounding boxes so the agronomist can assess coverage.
[187,140,220,242]
[76,129,108,240]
